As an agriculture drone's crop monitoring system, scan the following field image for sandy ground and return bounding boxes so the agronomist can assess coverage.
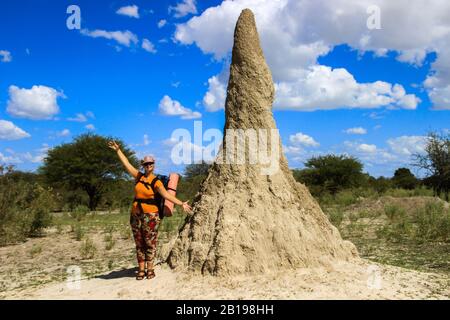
[1,197,449,300]
[5,259,449,300]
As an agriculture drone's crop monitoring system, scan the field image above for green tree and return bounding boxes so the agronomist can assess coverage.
[39,133,138,210]
[392,167,418,190]
[176,162,211,201]
[183,161,211,179]
[293,154,364,195]
[413,132,450,200]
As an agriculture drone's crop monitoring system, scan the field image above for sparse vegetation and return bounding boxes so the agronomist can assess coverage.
[80,237,97,260]
[1,142,449,297]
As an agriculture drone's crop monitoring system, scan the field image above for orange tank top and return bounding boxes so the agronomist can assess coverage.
[132,173,163,214]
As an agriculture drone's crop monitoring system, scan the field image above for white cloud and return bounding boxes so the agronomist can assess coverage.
[116,5,140,18]
[283,144,303,155]
[0,144,50,165]
[67,113,87,122]
[169,0,197,18]
[357,143,377,154]
[343,141,396,166]
[174,0,450,110]
[7,85,63,120]
[158,95,202,119]
[57,129,70,137]
[0,50,12,62]
[396,49,428,67]
[158,19,167,28]
[0,152,22,164]
[387,135,427,156]
[143,134,150,146]
[81,29,139,47]
[345,127,367,135]
[23,152,45,164]
[85,124,95,130]
[203,75,227,112]
[275,66,420,111]
[0,120,30,140]
[289,132,319,147]
[142,39,157,53]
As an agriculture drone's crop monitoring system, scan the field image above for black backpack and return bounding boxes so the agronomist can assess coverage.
[134,172,169,220]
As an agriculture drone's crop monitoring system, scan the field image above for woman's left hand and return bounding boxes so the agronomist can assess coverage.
[181,201,192,214]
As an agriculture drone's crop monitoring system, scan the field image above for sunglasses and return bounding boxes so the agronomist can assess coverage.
[142,162,154,166]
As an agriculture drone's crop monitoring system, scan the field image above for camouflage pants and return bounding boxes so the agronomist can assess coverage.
[130,212,160,264]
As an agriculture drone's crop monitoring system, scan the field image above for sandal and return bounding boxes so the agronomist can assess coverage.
[146,269,156,279]
[136,270,146,280]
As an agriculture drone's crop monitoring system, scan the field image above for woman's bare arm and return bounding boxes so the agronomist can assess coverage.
[108,140,139,179]
[156,185,192,213]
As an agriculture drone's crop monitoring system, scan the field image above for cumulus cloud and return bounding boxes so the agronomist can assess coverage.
[0,50,12,62]
[274,66,420,111]
[85,124,95,130]
[387,135,427,156]
[203,74,227,112]
[7,85,63,120]
[289,132,319,147]
[174,0,449,110]
[169,0,197,18]
[345,127,367,135]
[343,141,397,167]
[81,29,139,47]
[356,143,377,154]
[0,120,30,140]
[116,5,139,18]
[159,95,202,119]
[142,39,157,53]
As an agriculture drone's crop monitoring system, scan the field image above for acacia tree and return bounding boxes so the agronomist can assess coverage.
[40,133,138,210]
[293,154,364,195]
[413,132,450,200]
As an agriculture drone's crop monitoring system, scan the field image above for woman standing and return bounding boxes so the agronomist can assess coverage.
[108,140,192,280]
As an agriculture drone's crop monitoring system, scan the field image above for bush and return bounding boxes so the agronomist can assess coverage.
[72,223,85,241]
[384,204,406,222]
[29,244,42,258]
[326,208,344,227]
[414,202,450,242]
[378,201,449,243]
[70,205,90,221]
[104,232,115,251]
[80,237,97,260]
[0,167,55,245]
[334,190,359,207]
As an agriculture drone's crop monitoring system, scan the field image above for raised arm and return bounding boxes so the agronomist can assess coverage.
[108,140,139,179]
[155,185,192,213]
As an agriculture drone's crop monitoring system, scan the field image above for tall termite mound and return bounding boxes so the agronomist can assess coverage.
[167,9,358,276]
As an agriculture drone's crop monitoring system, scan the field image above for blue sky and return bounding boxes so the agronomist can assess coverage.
[0,0,449,177]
